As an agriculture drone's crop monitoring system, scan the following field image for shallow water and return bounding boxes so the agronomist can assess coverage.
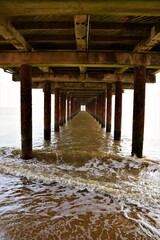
[0,111,160,239]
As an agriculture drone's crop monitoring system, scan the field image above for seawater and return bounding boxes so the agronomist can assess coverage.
[0,107,160,240]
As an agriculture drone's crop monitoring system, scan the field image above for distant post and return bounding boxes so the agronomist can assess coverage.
[59,91,63,126]
[114,81,122,140]
[20,64,32,159]
[106,83,112,132]
[132,66,146,158]
[67,95,70,121]
[55,88,60,132]
[44,81,51,140]
[101,92,106,128]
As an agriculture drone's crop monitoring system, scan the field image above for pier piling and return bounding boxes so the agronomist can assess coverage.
[114,81,122,140]
[20,64,32,159]
[132,66,146,158]
[44,82,51,141]
[55,88,60,132]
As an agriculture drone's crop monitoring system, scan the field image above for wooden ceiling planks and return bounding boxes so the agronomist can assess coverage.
[0,1,160,103]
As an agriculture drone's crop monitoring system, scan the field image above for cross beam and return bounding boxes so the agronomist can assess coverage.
[0,51,160,68]
[0,16,52,73]
[13,72,155,83]
[1,1,160,17]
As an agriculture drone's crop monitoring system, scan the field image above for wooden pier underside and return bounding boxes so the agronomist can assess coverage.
[0,1,159,103]
[0,1,160,158]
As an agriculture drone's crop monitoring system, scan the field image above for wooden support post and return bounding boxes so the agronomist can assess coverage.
[59,92,64,126]
[67,95,70,121]
[132,66,146,158]
[106,84,112,132]
[101,92,106,128]
[63,93,66,123]
[100,94,104,126]
[44,82,51,140]
[55,88,60,132]
[95,99,97,119]
[114,81,122,140]
[71,97,74,119]
[97,96,100,122]
[20,64,32,159]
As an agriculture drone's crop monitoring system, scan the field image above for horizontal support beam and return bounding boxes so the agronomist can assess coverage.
[32,81,134,91]
[1,51,160,68]
[13,72,155,84]
[1,1,160,16]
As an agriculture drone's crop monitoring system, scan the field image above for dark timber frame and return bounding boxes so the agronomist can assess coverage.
[132,66,146,158]
[20,64,32,159]
[44,81,51,141]
[106,84,112,132]
[0,1,159,159]
[114,82,123,141]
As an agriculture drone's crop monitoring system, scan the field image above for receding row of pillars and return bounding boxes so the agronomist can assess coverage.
[86,66,146,159]
[20,64,146,159]
[54,88,80,132]
[20,64,80,159]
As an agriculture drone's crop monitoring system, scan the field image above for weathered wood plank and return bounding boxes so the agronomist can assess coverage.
[13,72,155,84]
[1,1,160,16]
[74,15,90,51]
[134,24,160,52]
[0,16,32,51]
[0,17,52,73]
[0,51,160,68]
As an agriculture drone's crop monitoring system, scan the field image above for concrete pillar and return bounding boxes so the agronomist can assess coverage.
[114,81,122,140]
[55,88,60,132]
[132,66,146,158]
[106,84,112,132]
[20,64,32,159]
[44,82,51,140]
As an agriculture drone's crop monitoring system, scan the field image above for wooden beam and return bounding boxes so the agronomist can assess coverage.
[13,72,155,84]
[74,15,90,51]
[1,1,160,17]
[0,16,52,73]
[116,24,160,74]
[0,16,32,51]
[134,24,160,52]
[38,66,53,73]
[1,51,160,68]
